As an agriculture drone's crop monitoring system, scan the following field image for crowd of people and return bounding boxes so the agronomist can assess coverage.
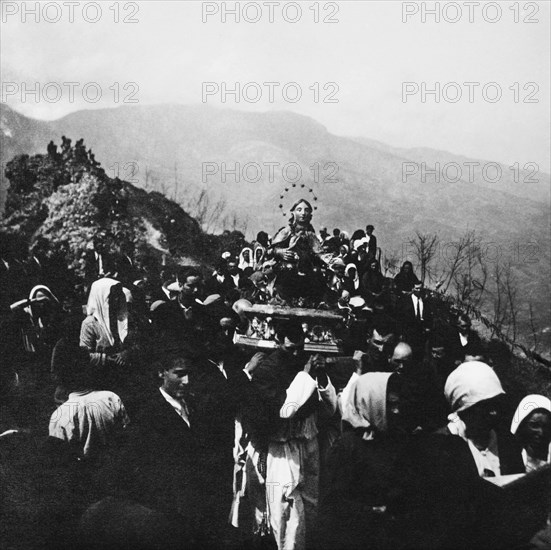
[1,198,550,550]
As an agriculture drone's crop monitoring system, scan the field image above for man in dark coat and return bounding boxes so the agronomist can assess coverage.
[450,313,482,365]
[113,343,201,543]
[189,314,257,545]
[365,224,378,260]
[161,267,205,345]
[397,282,433,359]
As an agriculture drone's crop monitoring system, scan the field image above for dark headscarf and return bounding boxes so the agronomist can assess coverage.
[394,261,420,293]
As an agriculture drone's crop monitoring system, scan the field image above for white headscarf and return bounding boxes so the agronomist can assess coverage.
[342,372,393,439]
[445,362,505,476]
[86,278,128,346]
[511,394,551,470]
[445,361,504,414]
[511,394,551,434]
[445,361,504,437]
[238,247,254,271]
[29,285,59,303]
[253,243,266,269]
[345,263,360,290]
[25,285,59,325]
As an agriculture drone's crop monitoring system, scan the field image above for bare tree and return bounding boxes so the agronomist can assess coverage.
[157,174,169,197]
[408,231,439,284]
[172,162,179,201]
[439,230,476,294]
[528,300,540,352]
[224,211,249,234]
[503,260,518,341]
[486,259,520,341]
[488,261,506,337]
[181,188,229,233]
[144,166,152,190]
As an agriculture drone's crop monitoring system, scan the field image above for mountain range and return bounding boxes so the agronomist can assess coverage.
[1,103,549,353]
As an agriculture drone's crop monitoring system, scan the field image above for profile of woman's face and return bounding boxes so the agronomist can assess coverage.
[109,285,125,312]
[293,201,312,224]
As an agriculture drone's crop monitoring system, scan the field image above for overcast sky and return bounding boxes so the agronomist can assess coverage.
[1,0,550,169]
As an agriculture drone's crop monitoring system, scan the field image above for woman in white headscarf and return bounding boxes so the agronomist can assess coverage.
[80,278,129,369]
[343,263,360,295]
[319,373,407,549]
[511,394,551,472]
[443,361,524,477]
[238,247,254,272]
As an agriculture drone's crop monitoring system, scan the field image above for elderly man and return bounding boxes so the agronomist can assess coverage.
[245,320,337,550]
[389,342,414,375]
[389,341,447,432]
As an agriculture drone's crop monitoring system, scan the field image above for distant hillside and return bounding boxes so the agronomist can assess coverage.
[1,103,549,354]
[351,136,551,205]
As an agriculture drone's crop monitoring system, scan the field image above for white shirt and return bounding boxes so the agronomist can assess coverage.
[467,429,501,477]
[209,359,228,380]
[95,251,104,275]
[159,387,190,427]
[411,294,424,320]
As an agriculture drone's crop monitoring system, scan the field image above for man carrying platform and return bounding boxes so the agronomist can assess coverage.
[244,320,337,550]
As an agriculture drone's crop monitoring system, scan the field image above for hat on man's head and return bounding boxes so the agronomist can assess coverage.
[202,294,222,307]
[150,300,167,313]
[349,296,366,310]
[166,281,181,292]
[330,258,346,272]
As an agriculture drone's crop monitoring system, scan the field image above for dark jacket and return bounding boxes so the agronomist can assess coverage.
[435,425,525,476]
[396,293,433,347]
[319,431,407,550]
[367,234,377,259]
[450,329,483,363]
[388,433,517,550]
[114,389,199,520]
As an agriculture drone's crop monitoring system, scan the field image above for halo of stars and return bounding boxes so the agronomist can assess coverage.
[278,184,319,217]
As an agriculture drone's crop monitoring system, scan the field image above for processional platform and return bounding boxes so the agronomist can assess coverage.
[233,304,346,354]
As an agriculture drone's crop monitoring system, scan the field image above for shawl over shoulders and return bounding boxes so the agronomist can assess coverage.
[270,225,324,258]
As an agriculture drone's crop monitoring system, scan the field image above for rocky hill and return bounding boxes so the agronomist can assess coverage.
[0,135,245,286]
